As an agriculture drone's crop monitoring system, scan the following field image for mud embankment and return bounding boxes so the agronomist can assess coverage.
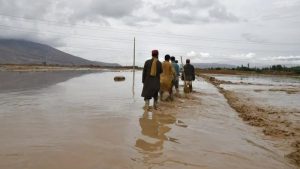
[199,74,300,168]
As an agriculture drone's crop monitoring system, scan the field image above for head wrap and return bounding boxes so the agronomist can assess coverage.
[152,50,159,58]
[150,50,159,76]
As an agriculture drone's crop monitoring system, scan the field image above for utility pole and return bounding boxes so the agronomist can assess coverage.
[132,37,136,96]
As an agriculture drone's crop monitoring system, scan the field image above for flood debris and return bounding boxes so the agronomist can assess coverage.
[114,76,126,81]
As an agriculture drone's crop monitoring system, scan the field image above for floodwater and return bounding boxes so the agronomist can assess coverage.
[212,74,300,87]
[211,74,300,111]
[0,71,297,169]
[210,74,300,168]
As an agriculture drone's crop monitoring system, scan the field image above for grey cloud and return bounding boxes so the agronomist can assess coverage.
[0,0,299,66]
[260,1,300,21]
[60,0,142,24]
[284,58,300,61]
[122,16,161,27]
[208,5,239,22]
[0,14,66,47]
[0,31,66,47]
[152,0,239,24]
[273,56,300,61]
[0,0,142,44]
[241,33,267,43]
[89,0,142,18]
[0,0,53,18]
[0,0,142,24]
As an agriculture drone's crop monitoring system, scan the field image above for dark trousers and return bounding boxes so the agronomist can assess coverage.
[173,79,179,89]
[144,91,159,101]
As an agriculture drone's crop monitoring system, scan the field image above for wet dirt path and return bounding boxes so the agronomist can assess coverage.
[134,77,295,169]
[0,72,296,169]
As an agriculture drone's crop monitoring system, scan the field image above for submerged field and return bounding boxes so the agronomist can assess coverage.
[200,73,300,167]
[0,70,299,169]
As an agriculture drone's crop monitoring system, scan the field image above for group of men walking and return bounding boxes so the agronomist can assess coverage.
[141,50,195,110]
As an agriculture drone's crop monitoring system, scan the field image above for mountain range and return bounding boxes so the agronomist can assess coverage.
[0,39,120,67]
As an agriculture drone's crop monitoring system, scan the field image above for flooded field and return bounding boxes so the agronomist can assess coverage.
[212,74,300,110]
[206,74,300,168]
[0,71,298,169]
[212,74,300,87]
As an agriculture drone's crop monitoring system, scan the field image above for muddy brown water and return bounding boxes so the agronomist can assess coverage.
[212,74,300,124]
[211,74,300,87]
[0,71,297,169]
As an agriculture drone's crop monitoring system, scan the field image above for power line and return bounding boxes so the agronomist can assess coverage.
[0,13,299,46]
[248,13,300,22]
[0,24,132,43]
[0,24,299,54]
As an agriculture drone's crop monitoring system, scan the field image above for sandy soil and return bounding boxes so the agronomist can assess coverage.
[200,74,300,167]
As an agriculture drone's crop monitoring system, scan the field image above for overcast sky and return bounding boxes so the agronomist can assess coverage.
[0,0,300,66]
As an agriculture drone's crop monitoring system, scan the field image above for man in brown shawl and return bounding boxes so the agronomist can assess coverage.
[160,54,175,101]
[141,50,162,110]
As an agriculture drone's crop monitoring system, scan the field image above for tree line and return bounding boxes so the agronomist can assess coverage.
[208,64,300,74]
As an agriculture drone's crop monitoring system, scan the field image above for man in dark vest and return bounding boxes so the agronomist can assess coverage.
[141,50,162,110]
[183,59,195,92]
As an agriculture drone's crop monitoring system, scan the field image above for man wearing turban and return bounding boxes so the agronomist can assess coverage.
[141,50,162,110]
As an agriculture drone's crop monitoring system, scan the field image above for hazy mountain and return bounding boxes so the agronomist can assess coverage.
[193,63,236,69]
[0,39,120,67]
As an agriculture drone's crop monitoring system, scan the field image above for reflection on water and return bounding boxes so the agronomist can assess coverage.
[0,71,147,169]
[135,111,177,159]
[0,71,91,92]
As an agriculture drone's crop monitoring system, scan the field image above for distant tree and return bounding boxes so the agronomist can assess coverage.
[291,66,300,74]
[271,64,283,71]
